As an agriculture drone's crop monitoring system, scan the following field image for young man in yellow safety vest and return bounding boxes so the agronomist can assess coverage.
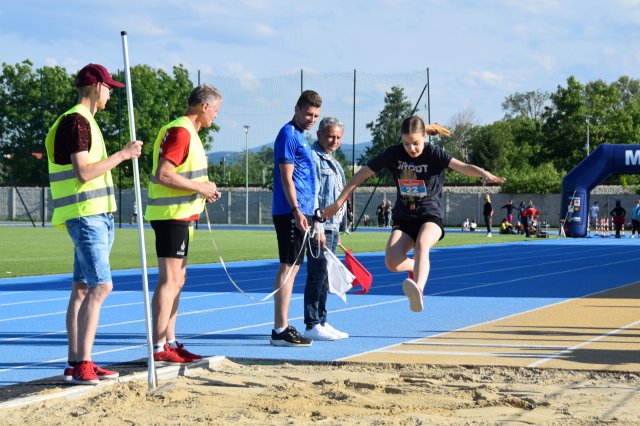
[145,84,222,365]
[45,63,143,385]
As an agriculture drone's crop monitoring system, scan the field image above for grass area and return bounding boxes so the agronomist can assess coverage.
[0,226,551,278]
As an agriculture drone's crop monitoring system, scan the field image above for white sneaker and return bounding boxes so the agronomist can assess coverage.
[402,278,424,312]
[486,232,492,237]
[323,322,349,339]
[304,324,336,341]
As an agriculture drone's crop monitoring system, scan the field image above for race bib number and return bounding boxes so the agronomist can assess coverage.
[398,179,427,197]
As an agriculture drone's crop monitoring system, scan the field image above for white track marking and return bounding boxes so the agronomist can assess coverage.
[2,247,634,322]
[527,318,640,368]
[0,298,407,374]
[405,342,569,349]
[378,349,553,358]
[2,243,638,377]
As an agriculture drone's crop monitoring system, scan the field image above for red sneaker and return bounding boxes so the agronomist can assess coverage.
[94,364,119,380]
[63,366,74,382]
[153,343,193,366]
[174,342,203,361]
[71,361,99,385]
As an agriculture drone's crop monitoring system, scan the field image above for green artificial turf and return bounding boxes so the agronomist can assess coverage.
[0,226,552,278]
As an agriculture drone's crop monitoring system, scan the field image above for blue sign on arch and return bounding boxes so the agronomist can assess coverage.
[561,144,640,237]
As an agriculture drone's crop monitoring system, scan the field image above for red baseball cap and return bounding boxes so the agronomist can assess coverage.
[75,63,125,88]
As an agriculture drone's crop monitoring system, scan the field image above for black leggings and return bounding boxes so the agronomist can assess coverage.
[483,214,492,233]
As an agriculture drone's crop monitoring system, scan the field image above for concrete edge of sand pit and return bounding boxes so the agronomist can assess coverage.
[0,356,226,410]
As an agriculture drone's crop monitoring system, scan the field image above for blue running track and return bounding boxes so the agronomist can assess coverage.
[1,236,638,387]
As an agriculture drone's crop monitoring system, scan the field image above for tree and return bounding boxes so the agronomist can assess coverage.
[500,162,563,194]
[468,121,511,173]
[439,109,477,162]
[539,77,588,171]
[110,64,206,187]
[0,61,75,185]
[359,86,413,165]
[501,90,549,120]
[0,61,219,187]
[357,86,413,184]
[540,76,640,174]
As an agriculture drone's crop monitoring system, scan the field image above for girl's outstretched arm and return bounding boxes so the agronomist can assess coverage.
[322,166,376,219]
[448,158,506,184]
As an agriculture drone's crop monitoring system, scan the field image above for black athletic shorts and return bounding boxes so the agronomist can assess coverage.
[150,220,192,259]
[392,216,445,243]
[273,214,312,265]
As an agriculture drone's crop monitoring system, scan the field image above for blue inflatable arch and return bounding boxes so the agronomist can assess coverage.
[561,143,640,237]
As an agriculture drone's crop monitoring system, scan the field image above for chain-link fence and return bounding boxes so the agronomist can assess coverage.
[5,185,638,230]
[204,69,429,185]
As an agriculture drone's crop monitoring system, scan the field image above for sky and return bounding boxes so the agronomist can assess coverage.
[1,0,640,152]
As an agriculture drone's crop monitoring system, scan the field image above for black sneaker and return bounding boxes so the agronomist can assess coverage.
[270,326,313,347]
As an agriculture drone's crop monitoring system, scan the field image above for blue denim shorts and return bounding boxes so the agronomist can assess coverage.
[65,213,115,287]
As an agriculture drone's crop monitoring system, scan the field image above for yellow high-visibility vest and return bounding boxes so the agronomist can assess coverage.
[45,104,116,229]
[145,116,209,220]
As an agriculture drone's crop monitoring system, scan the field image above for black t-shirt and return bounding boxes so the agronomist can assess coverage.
[483,202,492,215]
[367,143,452,220]
[53,113,92,165]
[501,203,515,214]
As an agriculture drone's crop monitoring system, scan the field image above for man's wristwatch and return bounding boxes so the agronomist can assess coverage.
[291,206,299,214]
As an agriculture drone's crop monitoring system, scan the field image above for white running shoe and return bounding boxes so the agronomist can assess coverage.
[304,324,337,341]
[323,322,349,339]
[402,278,424,312]
[486,232,493,238]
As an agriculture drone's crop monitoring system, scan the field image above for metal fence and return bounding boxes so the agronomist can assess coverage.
[4,185,638,229]
[205,69,430,173]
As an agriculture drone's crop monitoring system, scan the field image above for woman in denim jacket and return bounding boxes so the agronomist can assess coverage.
[304,117,349,341]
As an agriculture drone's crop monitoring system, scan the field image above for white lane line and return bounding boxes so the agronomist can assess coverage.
[1,252,634,323]
[0,292,270,343]
[527,318,640,368]
[1,242,631,312]
[0,276,305,321]
[369,256,637,298]
[0,297,69,307]
[0,291,228,322]
[378,349,551,358]
[405,342,569,350]
[0,275,261,307]
[355,245,620,274]
[0,297,407,374]
[0,290,139,307]
[2,246,637,374]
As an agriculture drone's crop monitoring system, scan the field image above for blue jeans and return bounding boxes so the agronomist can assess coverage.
[304,229,339,329]
[66,213,115,287]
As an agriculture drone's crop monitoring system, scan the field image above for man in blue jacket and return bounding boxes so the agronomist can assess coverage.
[304,117,349,341]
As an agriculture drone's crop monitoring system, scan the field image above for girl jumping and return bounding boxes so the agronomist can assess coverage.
[322,116,505,312]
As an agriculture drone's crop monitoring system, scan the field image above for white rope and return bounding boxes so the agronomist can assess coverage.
[204,206,309,302]
[307,222,324,260]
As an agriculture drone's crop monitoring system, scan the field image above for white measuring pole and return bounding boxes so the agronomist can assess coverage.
[120,30,157,390]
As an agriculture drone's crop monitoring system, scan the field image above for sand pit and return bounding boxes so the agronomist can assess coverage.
[1,359,639,425]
